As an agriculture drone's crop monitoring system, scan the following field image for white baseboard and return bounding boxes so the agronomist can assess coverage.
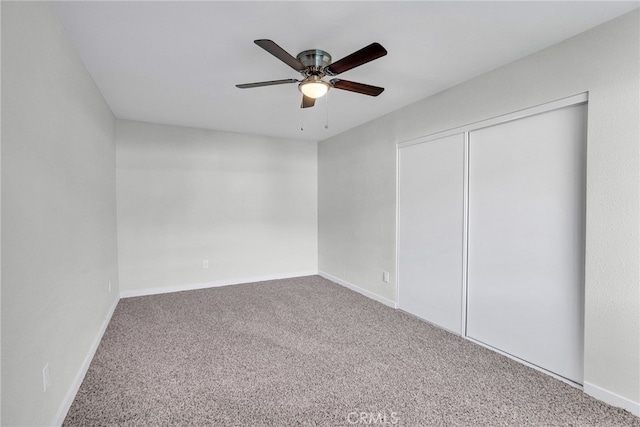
[119,271,319,299]
[52,295,120,426]
[318,271,396,308]
[584,381,640,416]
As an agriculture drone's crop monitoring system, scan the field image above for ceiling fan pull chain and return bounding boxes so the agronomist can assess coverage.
[300,107,304,131]
[325,91,329,129]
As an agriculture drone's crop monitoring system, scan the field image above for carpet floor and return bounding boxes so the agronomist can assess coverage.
[64,276,639,426]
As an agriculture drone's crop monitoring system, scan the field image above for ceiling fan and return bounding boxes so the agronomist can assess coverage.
[236,39,387,108]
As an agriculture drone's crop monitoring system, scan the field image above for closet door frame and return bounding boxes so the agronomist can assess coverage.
[396,92,588,387]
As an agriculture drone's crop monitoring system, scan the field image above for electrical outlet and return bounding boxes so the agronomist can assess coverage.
[43,364,51,392]
[203,260,209,269]
[382,271,390,283]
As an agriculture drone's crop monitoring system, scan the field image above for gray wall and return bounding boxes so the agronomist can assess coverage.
[116,120,317,294]
[319,10,639,404]
[1,2,119,426]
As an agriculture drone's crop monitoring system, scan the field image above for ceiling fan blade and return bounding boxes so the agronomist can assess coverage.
[236,79,299,89]
[330,79,384,97]
[301,95,315,108]
[326,42,387,75]
[254,39,306,72]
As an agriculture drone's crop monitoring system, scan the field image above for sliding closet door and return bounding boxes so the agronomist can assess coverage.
[466,104,587,383]
[398,134,464,334]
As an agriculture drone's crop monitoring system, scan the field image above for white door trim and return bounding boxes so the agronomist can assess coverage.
[397,92,588,149]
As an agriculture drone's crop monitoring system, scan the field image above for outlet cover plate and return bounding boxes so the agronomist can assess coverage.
[43,364,51,392]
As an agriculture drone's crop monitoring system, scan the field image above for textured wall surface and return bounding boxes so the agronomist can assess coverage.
[116,120,317,294]
[318,10,639,404]
[1,2,119,425]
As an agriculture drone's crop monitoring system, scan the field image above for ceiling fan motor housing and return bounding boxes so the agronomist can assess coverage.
[296,49,332,74]
[296,50,333,97]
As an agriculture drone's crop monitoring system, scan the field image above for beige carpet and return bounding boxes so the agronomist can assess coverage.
[64,276,639,426]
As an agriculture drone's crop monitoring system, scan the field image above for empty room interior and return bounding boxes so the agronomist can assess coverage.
[2,1,640,426]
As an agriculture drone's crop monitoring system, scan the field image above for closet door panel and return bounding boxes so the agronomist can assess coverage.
[398,133,464,334]
[466,104,587,383]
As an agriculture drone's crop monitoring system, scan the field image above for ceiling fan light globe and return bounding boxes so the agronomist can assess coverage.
[299,79,330,99]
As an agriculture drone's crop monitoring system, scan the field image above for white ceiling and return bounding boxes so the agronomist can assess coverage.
[52,1,638,142]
